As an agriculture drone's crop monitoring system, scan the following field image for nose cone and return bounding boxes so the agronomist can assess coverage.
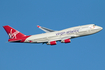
[101,27,103,30]
[97,26,103,31]
[99,26,103,30]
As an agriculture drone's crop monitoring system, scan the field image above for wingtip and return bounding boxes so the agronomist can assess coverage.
[37,25,41,28]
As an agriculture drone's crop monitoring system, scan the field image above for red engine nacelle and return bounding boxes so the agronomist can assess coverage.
[47,41,57,45]
[61,39,71,43]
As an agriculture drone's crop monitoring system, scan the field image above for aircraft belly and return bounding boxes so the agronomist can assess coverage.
[47,36,60,40]
[25,37,48,43]
[24,34,60,43]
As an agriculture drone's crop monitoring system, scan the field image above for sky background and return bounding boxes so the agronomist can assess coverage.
[0,0,105,70]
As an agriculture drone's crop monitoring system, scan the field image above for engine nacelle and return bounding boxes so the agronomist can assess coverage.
[47,41,57,45]
[61,39,71,43]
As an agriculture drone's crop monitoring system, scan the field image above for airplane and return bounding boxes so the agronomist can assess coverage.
[3,24,103,45]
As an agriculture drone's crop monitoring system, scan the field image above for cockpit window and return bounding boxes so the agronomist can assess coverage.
[90,24,96,29]
[93,24,96,26]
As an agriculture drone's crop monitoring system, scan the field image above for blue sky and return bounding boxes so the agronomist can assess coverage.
[0,0,105,70]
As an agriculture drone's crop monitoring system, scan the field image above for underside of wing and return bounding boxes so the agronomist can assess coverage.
[37,25,55,33]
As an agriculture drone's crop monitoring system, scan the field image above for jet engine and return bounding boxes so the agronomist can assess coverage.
[61,39,71,43]
[47,41,57,45]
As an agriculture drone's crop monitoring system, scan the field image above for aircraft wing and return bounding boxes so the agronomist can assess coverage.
[37,25,55,33]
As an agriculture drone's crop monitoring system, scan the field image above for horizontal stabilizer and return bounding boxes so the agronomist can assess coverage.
[8,39,22,42]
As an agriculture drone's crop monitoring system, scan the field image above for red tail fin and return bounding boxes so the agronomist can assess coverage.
[3,25,26,39]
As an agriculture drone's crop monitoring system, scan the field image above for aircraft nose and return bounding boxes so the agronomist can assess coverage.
[97,26,103,30]
[100,27,103,30]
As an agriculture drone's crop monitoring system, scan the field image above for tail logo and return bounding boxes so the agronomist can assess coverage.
[9,29,19,39]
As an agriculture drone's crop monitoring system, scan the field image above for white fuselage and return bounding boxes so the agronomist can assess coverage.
[25,24,103,43]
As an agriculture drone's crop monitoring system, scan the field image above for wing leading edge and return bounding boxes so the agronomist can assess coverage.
[37,25,55,33]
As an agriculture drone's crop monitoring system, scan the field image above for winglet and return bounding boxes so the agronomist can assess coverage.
[37,25,41,28]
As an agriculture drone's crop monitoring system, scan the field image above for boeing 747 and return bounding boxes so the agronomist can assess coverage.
[3,24,103,45]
